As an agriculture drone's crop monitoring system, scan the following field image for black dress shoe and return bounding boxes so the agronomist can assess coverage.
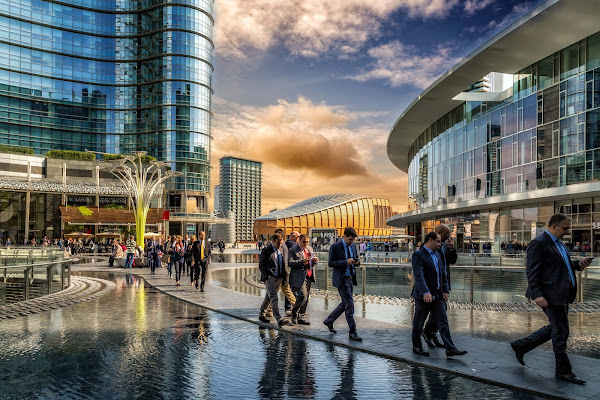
[422,332,436,348]
[413,347,430,356]
[278,319,289,327]
[510,342,525,366]
[431,335,445,348]
[446,348,468,357]
[290,318,298,325]
[349,332,363,341]
[323,321,337,333]
[259,316,270,323]
[296,319,311,325]
[555,373,586,385]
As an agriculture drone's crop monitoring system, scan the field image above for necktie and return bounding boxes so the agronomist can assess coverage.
[305,249,312,278]
[277,252,283,276]
[556,239,575,286]
[200,242,204,260]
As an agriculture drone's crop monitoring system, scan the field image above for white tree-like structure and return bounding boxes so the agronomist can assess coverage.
[99,151,181,249]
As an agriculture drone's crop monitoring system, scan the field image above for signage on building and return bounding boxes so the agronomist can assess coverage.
[592,222,600,229]
[163,210,170,220]
[67,195,94,206]
[99,196,127,206]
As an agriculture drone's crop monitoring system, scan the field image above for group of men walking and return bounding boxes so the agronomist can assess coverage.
[257,213,595,385]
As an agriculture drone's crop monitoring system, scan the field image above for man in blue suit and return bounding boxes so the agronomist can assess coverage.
[411,231,467,357]
[323,227,362,341]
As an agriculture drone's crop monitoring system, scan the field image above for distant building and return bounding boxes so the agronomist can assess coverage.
[254,194,393,243]
[219,157,262,241]
[213,185,221,213]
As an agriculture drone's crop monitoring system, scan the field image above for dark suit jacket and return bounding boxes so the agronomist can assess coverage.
[438,242,457,291]
[526,232,584,305]
[411,247,449,300]
[191,239,211,265]
[259,243,289,282]
[288,244,317,288]
[329,240,358,288]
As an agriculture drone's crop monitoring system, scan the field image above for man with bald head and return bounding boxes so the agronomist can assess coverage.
[423,223,458,349]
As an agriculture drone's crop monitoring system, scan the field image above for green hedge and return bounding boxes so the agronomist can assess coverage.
[0,144,34,155]
[103,153,157,164]
[47,150,95,161]
[104,203,125,210]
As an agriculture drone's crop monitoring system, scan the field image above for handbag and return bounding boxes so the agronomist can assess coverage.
[161,254,170,263]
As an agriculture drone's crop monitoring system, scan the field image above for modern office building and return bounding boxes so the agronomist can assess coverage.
[0,0,214,237]
[387,0,600,253]
[218,156,262,241]
[253,194,393,242]
[213,184,220,213]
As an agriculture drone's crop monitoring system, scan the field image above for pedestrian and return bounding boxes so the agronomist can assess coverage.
[258,233,289,327]
[510,213,593,384]
[288,234,318,325]
[165,235,175,278]
[173,236,184,286]
[191,231,211,291]
[125,235,136,269]
[323,227,362,341]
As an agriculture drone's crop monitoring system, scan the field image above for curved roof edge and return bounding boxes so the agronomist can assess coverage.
[255,193,388,220]
[387,0,600,173]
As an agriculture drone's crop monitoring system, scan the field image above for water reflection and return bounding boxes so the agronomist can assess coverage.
[0,272,540,399]
[210,253,259,264]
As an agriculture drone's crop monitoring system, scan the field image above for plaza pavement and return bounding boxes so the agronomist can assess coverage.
[74,260,600,400]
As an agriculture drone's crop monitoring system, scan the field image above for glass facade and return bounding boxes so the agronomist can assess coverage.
[407,32,600,210]
[0,0,213,193]
[413,197,600,254]
[253,196,393,240]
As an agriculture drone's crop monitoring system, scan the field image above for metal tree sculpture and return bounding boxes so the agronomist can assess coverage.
[105,151,181,249]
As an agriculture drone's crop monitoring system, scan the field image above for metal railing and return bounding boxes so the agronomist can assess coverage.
[0,248,65,266]
[0,259,73,305]
[312,251,600,305]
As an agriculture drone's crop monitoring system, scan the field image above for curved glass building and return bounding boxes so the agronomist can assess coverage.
[387,0,600,253]
[0,0,213,235]
[254,193,393,240]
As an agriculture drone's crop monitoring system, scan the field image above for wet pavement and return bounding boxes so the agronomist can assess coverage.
[0,271,539,400]
[65,262,600,399]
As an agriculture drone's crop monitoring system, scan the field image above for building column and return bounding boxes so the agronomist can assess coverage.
[24,191,30,241]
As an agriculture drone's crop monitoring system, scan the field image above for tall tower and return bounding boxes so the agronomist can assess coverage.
[219,157,262,241]
[0,0,215,236]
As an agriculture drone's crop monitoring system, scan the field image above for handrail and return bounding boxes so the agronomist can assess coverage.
[0,259,74,271]
[0,259,74,302]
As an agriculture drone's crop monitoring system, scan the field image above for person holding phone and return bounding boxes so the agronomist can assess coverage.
[288,233,318,325]
[511,213,594,384]
[323,227,362,341]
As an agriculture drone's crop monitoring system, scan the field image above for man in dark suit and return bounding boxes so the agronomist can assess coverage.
[283,230,299,314]
[191,231,211,291]
[288,233,318,325]
[511,214,593,384]
[323,227,362,341]
[259,233,290,327]
[423,224,457,348]
[411,231,467,357]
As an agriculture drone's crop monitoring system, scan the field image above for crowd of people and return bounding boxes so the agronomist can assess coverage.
[255,213,594,385]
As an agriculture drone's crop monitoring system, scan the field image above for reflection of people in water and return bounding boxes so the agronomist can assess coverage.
[327,343,356,400]
[410,365,449,400]
[258,330,317,399]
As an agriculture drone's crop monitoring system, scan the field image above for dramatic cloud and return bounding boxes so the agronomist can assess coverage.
[463,0,494,14]
[214,0,460,59]
[210,98,408,213]
[345,41,460,89]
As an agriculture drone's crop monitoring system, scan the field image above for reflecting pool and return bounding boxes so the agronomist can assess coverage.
[0,272,540,399]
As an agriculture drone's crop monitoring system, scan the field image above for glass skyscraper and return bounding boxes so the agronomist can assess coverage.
[0,0,213,233]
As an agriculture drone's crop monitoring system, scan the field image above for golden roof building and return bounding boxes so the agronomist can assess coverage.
[253,194,393,239]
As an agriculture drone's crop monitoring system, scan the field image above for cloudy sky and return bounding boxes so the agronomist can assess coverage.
[210,0,544,214]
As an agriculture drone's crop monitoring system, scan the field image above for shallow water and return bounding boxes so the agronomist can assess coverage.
[0,272,541,400]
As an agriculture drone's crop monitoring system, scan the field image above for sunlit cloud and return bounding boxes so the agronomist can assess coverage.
[210,97,408,213]
[214,0,461,59]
